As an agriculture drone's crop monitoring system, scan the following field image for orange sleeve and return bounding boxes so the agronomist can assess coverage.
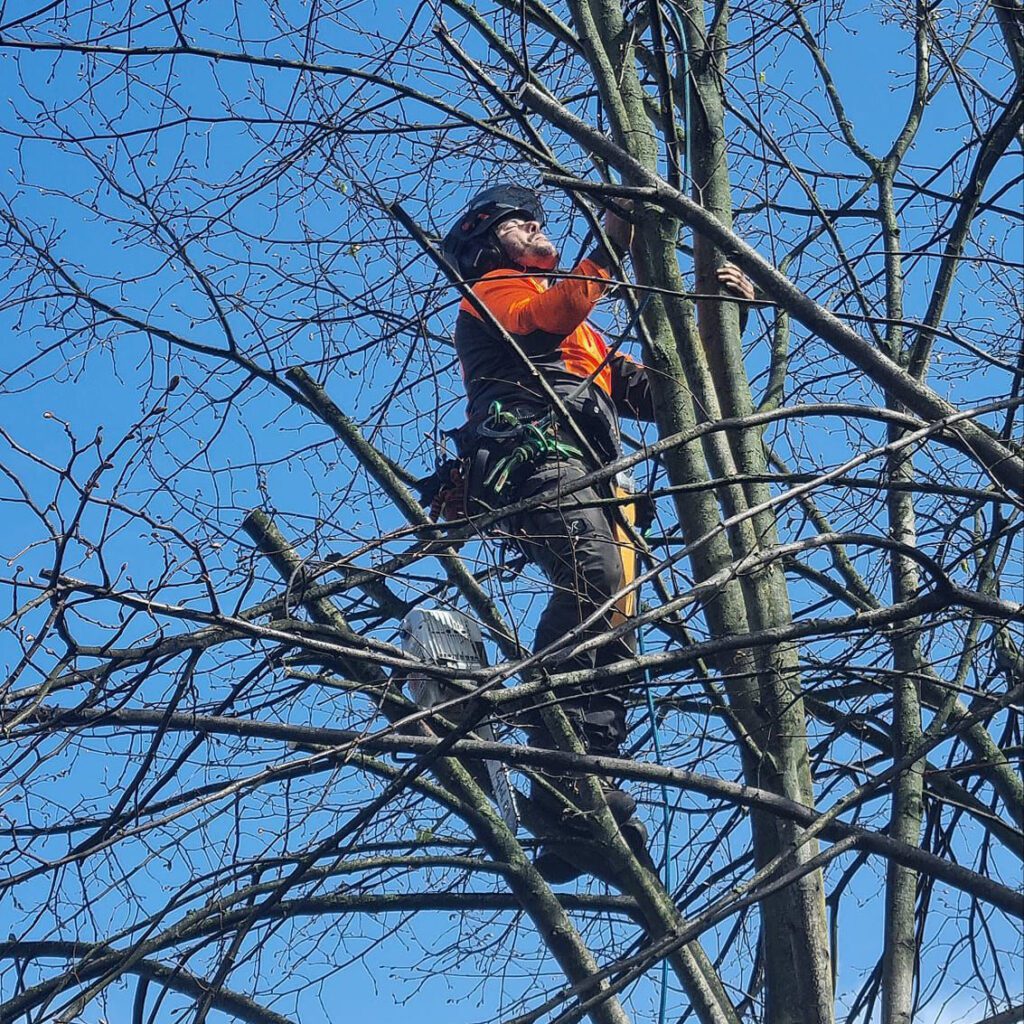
[470,259,611,336]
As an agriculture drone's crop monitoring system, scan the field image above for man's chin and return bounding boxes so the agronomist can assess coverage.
[522,249,558,271]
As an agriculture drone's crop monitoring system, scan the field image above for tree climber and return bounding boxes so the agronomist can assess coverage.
[437,183,754,881]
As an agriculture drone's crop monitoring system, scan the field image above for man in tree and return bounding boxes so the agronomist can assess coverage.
[439,184,753,880]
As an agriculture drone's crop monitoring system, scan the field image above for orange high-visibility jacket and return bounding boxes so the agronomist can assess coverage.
[453,258,654,458]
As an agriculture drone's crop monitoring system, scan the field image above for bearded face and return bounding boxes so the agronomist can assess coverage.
[494,217,559,270]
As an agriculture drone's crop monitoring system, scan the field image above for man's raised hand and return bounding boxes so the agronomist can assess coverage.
[717,260,755,302]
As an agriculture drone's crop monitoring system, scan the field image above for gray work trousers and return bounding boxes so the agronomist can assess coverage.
[509,459,635,755]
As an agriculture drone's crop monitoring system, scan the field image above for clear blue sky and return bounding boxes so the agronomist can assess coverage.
[0,2,1019,1022]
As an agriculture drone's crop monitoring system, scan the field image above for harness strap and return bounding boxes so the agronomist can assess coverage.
[478,401,582,496]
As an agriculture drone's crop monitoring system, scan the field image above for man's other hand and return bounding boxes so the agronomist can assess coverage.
[717,261,755,302]
[604,200,634,253]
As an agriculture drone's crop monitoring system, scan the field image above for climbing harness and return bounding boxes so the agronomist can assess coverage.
[478,401,583,497]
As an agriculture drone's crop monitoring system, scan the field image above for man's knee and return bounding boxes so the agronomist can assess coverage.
[566,697,628,755]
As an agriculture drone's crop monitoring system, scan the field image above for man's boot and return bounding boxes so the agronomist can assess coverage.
[530,700,653,883]
[530,771,636,822]
[534,798,653,883]
[531,762,651,883]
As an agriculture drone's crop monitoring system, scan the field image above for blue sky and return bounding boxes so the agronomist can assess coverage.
[0,1,1020,1021]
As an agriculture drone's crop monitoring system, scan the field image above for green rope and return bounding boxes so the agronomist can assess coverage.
[481,401,582,495]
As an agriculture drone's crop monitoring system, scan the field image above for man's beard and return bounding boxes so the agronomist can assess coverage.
[504,238,558,270]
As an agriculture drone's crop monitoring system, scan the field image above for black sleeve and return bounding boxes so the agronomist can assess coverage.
[609,352,656,422]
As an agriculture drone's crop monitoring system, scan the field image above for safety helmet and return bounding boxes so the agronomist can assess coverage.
[441,184,545,277]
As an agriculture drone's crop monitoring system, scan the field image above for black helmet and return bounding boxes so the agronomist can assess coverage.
[441,184,545,277]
